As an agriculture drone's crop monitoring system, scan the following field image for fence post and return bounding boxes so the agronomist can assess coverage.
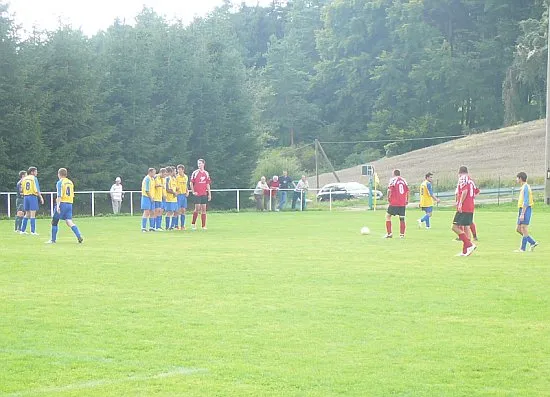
[50,193,54,216]
[91,192,95,217]
[130,192,134,216]
[7,193,11,218]
[497,176,501,206]
[236,189,240,212]
[329,189,332,212]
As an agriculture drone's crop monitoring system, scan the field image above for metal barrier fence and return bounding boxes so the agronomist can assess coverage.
[0,185,542,218]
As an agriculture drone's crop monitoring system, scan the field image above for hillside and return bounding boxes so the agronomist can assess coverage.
[314,119,546,189]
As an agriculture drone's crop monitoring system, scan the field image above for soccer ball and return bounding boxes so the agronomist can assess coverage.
[360,226,370,235]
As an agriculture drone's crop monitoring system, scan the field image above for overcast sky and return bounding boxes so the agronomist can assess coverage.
[7,0,273,35]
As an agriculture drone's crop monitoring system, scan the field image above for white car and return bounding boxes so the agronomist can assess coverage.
[316,182,383,202]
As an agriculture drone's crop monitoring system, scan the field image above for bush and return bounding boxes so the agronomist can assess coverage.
[250,149,302,186]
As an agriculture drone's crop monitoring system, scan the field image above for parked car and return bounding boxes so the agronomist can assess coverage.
[316,182,383,202]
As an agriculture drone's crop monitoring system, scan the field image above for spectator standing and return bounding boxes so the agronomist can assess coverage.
[278,171,292,210]
[292,175,309,211]
[109,177,124,214]
[254,176,269,211]
[269,176,280,211]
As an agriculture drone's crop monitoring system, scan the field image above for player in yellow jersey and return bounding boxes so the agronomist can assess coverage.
[141,168,156,232]
[417,172,440,229]
[46,168,83,244]
[175,164,189,230]
[20,166,45,235]
[153,168,166,231]
[515,172,538,252]
[164,166,178,230]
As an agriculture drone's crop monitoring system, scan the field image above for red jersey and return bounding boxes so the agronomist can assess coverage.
[388,176,409,206]
[191,169,211,196]
[456,175,476,213]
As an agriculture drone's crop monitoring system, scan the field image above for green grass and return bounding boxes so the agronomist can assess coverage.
[1,210,549,396]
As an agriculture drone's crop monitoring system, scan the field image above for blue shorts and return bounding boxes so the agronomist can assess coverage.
[422,206,433,213]
[164,202,178,212]
[517,207,532,225]
[24,195,39,211]
[141,196,153,211]
[177,195,188,209]
[154,201,163,210]
[58,203,73,220]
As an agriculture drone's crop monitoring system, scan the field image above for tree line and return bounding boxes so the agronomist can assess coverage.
[0,0,548,192]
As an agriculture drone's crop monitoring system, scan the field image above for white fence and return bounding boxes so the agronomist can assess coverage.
[0,185,536,218]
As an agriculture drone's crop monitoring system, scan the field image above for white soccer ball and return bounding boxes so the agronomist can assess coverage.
[360,226,370,235]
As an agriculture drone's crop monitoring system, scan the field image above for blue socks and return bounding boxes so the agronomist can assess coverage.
[165,216,170,229]
[180,214,185,228]
[141,217,147,229]
[521,237,528,251]
[21,218,28,232]
[52,226,58,242]
[30,218,36,233]
[71,225,81,239]
[425,216,431,228]
[149,218,155,229]
[156,216,162,229]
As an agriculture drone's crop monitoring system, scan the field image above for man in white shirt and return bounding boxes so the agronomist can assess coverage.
[109,177,124,214]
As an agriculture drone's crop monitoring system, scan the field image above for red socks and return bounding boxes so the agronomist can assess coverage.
[386,221,392,234]
[470,223,477,238]
[399,220,406,235]
[201,213,206,228]
[459,233,472,254]
[192,211,198,225]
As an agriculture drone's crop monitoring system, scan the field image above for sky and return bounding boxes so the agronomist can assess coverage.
[7,0,273,36]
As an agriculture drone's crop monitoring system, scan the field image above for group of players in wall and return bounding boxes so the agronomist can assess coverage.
[139,159,212,232]
[385,166,538,256]
[13,159,538,255]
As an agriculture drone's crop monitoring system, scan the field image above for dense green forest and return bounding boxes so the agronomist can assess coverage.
[0,0,549,191]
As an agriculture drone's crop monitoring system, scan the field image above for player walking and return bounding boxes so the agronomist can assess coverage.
[46,168,83,244]
[418,172,440,229]
[452,166,477,256]
[384,169,409,238]
[190,159,211,230]
[515,172,538,252]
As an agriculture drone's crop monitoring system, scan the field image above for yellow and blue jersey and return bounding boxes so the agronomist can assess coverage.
[176,174,188,195]
[518,183,534,208]
[165,176,177,203]
[141,175,153,198]
[57,178,75,204]
[419,180,434,207]
[22,175,41,196]
[153,175,164,202]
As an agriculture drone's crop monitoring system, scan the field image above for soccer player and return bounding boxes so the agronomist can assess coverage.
[515,172,538,252]
[153,168,166,231]
[176,164,189,230]
[15,170,27,232]
[452,166,477,256]
[140,168,156,232]
[384,169,409,238]
[20,166,45,235]
[46,168,83,244]
[164,166,178,230]
[190,158,211,230]
[418,172,440,229]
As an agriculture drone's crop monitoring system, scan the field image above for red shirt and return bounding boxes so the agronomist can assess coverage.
[269,180,280,197]
[457,175,476,213]
[191,169,211,196]
[388,176,409,206]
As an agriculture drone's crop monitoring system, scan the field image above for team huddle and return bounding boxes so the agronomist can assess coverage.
[14,167,83,244]
[139,158,212,232]
[383,166,538,256]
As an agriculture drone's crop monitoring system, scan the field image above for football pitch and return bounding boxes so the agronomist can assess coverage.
[1,209,549,396]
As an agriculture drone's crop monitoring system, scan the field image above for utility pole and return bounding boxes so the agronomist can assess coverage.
[546,3,550,204]
[315,139,319,189]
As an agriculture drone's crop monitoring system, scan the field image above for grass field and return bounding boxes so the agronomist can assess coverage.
[1,209,549,396]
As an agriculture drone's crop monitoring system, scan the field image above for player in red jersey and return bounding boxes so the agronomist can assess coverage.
[384,169,409,238]
[452,166,477,256]
[190,158,212,230]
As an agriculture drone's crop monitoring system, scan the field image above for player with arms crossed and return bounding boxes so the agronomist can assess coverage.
[515,172,538,252]
[20,166,45,235]
[452,166,477,256]
[141,168,156,232]
[46,168,83,244]
[190,158,211,230]
[384,169,409,238]
[14,170,27,232]
[175,165,189,230]
[418,172,440,229]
